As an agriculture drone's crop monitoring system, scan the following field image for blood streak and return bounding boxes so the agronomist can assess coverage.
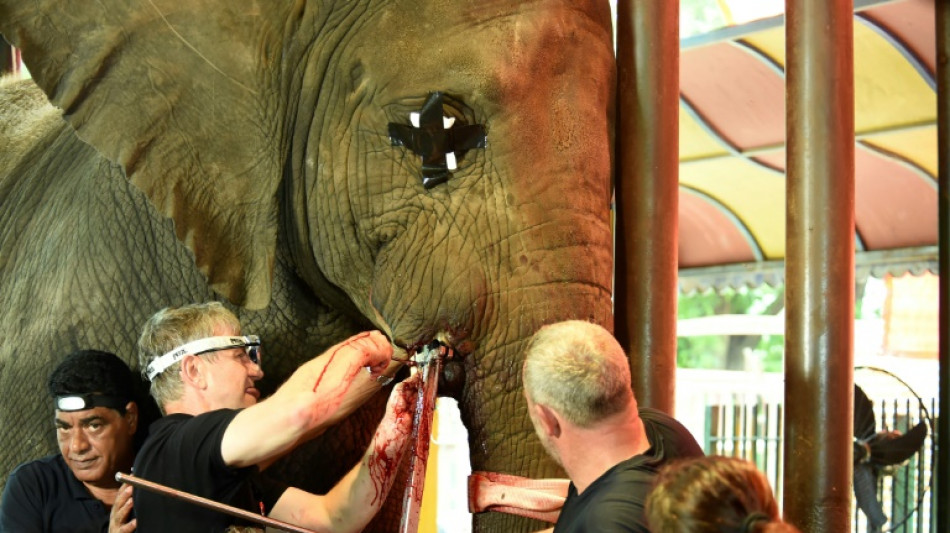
[311,331,373,392]
[367,385,414,505]
[409,389,435,501]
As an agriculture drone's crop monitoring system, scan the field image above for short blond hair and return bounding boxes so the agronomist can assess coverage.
[522,320,633,427]
[138,302,241,411]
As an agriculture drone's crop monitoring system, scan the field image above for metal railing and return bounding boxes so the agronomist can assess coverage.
[703,396,937,532]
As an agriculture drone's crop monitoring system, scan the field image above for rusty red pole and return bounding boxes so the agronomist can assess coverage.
[783,0,855,531]
[116,473,318,533]
[613,0,679,414]
[936,1,949,531]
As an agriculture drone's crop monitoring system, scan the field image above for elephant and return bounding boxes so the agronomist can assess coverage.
[0,1,615,531]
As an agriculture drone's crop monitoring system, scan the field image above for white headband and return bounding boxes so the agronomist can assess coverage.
[145,335,259,382]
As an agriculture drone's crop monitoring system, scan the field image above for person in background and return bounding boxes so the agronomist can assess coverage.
[645,455,801,533]
[522,320,705,532]
[132,301,417,532]
[0,349,141,532]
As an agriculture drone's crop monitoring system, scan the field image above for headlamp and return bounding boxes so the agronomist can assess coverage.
[146,335,261,382]
[55,394,129,412]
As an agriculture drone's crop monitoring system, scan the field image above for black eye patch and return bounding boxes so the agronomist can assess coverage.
[388,92,487,189]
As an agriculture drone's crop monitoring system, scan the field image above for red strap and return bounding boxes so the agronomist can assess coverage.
[467,471,570,523]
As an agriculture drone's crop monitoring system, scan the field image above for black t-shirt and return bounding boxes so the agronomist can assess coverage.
[132,409,287,532]
[0,454,109,533]
[553,408,705,533]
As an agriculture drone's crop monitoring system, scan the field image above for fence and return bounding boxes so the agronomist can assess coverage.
[703,392,937,532]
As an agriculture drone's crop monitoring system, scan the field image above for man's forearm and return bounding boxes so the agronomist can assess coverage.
[319,378,416,532]
[266,418,413,533]
[222,331,393,468]
[290,361,405,447]
[324,429,411,530]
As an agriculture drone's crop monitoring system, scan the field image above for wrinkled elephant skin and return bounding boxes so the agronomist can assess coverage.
[0,1,615,531]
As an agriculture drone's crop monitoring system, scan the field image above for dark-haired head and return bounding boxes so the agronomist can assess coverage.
[46,349,148,487]
[47,349,135,413]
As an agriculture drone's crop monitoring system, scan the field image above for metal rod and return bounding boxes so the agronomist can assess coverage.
[936,1,950,530]
[115,472,318,533]
[398,356,442,533]
[783,0,856,531]
[614,0,679,416]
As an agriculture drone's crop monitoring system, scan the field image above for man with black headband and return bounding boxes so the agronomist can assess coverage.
[132,301,417,532]
[0,350,140,532]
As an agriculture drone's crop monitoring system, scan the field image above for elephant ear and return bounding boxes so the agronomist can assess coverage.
[0,0,285,309]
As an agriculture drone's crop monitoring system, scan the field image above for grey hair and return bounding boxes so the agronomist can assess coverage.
[522,320,633,427]
[137,301,241,411]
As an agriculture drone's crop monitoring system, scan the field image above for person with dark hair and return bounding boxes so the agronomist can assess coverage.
[0,349,141,532]
[521,320,705,532]
[645,455,801,533]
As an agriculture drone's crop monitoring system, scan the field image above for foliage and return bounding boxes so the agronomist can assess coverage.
[678,278,885,371]
[677,284,785,371]
[680,0,728,38]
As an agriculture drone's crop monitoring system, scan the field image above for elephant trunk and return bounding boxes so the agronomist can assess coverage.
[458,281,612,532]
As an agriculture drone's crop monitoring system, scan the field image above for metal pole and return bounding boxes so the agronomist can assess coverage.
[115,473,318,533]
[398,356,442,533]
[935,1,949,531]
[783,0,855,531]
[613,0,679,414]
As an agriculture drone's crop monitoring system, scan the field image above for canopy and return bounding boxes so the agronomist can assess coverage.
[677,0,937,292]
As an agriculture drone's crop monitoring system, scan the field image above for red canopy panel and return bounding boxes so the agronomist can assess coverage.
[855,144,937,250]
[860,0,936,76]
[678,188,759,268]
[676,0,937,288]
[679,41,785,152]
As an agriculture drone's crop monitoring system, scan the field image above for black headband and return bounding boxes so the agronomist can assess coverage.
[55,394,129,412]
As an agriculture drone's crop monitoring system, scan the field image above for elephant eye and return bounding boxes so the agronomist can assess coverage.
[388,92,487,189]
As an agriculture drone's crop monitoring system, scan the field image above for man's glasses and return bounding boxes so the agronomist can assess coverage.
[146,335,262,382]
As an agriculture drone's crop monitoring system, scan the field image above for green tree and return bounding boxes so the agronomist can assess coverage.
[678,278,881,372]
[680,0,728,38]
[677,284,785,370]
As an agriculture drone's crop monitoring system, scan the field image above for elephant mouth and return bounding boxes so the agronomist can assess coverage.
[391,338,456,367]
[394,328,469,362]
[393,336,466,400]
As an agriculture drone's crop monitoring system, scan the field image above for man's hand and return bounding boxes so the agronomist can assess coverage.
[364,372,420,504]
[267,373,422,532]
[376,372,421,450]
[344,330,393,380]
[298,330,394,420]
[108,484,136,533]
[283,330,393,394]
[223,330,395,468]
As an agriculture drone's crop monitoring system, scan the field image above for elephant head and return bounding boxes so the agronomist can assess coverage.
[0,1,615,531]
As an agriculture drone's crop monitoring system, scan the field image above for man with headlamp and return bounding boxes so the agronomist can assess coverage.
[131,301,416,532]
[0,350,141,532]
